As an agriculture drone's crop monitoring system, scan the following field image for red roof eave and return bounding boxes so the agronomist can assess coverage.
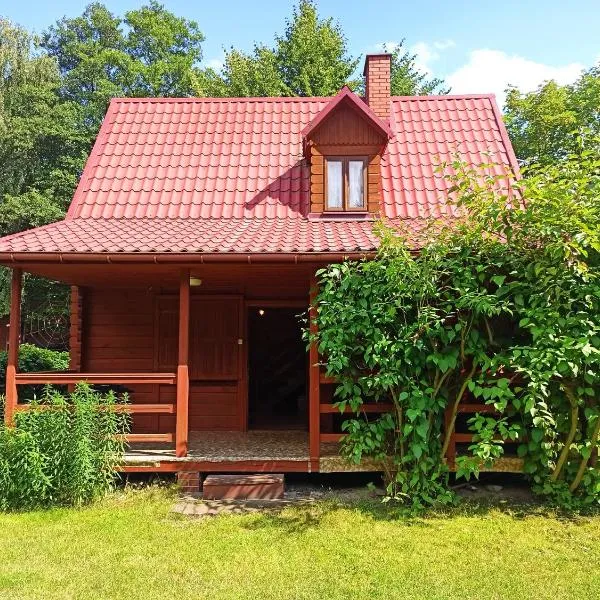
[0,251,376,265]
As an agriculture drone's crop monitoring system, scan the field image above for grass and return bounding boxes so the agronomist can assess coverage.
[0,486,599,600]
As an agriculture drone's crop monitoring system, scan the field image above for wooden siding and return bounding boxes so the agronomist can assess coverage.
[68,286,83,371]
[76,266,314,435]
[81,287,160,432]
[310,104,386,146]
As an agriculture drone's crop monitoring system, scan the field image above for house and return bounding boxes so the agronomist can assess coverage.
[0,54,520,483]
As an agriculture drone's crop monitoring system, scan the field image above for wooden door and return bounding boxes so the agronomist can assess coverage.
[189,297,241,381]
[156,295,245,431]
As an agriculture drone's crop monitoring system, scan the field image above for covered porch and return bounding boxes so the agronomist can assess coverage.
[3,259,380,473]
[2,259,507,475]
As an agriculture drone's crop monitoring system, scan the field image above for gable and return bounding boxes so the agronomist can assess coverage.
[309,104,388,147]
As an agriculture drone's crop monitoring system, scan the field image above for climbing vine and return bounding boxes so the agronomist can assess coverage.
[308,139,600,511]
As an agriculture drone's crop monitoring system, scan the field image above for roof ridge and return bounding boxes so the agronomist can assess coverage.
[111,96,332,103]
[107,94,498,104]
[390,94,496,101]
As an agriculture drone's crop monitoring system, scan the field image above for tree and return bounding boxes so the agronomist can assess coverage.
[200,0,359,97]
[0,18,86,215]
[198,46,285,98]
[42,1,205,132]
[0,19,85,320]
[309,140,600,510]
[201,2,448,99]
[504,64,600,164]
[387,41,450,96]
[273,0,359,96]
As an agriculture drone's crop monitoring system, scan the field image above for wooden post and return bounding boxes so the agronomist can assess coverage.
[309,275,320,471]
[176,270,190,457]
[5,268,22,425]
[444,404,456,470]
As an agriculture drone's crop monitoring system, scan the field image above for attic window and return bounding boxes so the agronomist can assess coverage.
[325,157,367,211]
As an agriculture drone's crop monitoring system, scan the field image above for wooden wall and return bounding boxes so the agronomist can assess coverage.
[81,287,162,432]
[310,105,385,146]
[77,264,315,434]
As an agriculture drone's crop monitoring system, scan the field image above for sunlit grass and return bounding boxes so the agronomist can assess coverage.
[0,486,599,600]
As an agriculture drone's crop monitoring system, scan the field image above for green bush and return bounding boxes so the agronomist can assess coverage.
[0,343,70,417]
[0,383,129,511]
[0,343,70,385]
[309,139,600,512]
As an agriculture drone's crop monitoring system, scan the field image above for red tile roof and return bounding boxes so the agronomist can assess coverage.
[0,217,384,254]
[0,92,517,258]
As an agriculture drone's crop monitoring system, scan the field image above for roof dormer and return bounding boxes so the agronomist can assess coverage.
[303,66,392,217]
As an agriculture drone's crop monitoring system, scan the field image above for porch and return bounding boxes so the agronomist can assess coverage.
[2,261,358,474]
[2,262,522,475]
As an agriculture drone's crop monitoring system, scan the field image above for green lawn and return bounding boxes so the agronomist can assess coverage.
[0,487,599,600]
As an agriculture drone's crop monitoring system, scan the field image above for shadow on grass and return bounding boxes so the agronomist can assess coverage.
[238,494,600,536]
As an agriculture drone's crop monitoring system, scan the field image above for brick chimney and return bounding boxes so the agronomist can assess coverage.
[363,53,391,121]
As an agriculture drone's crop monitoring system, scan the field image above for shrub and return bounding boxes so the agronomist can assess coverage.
[0,383,129,510]
[0,343,70,418]
[0,343,70,382]
[308,140,600,512]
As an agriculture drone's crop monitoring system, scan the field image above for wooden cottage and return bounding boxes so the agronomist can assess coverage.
[0,54,520,483]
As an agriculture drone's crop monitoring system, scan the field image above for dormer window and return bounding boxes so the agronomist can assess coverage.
[325,156,367,211]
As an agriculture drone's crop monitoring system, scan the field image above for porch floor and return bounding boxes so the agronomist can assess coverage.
[126,430,310,463]
[123,430,378,472]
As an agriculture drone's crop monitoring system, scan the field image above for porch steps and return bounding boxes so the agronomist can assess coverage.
[202,474,285,500]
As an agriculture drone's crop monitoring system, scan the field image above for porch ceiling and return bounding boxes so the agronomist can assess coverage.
[8,261,321,292]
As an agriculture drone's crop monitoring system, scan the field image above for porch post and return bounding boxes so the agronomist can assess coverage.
[5,268,22,425]
[309,275,320,471]
[176,269,190,457]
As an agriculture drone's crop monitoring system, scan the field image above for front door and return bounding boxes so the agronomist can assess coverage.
[157,295,245,431]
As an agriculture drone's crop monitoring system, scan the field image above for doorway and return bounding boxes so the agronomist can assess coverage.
[247,306,308,430]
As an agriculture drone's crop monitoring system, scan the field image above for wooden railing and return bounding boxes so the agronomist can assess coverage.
[318,372,394,445]
[13,371,177,444]
[14,372,177,385]
[315,370,504,469]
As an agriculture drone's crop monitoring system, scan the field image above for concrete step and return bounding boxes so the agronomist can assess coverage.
[203,474,284,500]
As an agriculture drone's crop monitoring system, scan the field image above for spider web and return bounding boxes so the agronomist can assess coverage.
[22,295,70,350]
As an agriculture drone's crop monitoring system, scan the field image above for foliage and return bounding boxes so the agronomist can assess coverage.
[200,2,449,99]
[308,139,600,511]
[504,63,600,164]
[0,343,69,380]
[0,18,87,211]
[0,343,70,413]
[0,383,129,510]
[42,1,205,134]
[385,41,450,96]
[200,1,359,97]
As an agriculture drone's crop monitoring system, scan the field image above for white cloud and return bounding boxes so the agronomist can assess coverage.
[447,49,584,106]
[410,42,439,75]
[432,40,456,51]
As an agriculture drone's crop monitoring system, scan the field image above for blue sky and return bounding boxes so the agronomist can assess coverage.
[1,0,598,105]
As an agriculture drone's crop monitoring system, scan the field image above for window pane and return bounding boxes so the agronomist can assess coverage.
[348,160,365,208]
[326,160,343,209]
